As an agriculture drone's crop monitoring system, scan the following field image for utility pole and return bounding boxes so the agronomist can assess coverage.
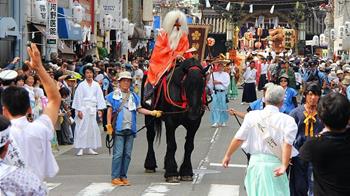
[14,0,28,63]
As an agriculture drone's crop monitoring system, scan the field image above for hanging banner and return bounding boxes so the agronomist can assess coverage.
[188,24,211,62]
[284,29,296,49]
[99,0,122,30]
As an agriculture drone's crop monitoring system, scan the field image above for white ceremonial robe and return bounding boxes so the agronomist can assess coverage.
[72,80,106,149]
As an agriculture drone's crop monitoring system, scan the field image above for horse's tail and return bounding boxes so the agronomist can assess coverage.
[154,117,162,144]
[141,73,148,108]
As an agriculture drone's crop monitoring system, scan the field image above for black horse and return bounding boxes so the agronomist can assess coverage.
[142,58,208,183]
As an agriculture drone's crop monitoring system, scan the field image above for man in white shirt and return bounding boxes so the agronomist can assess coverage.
[258,57,268,91]
[72,66,106,156]
[207,60,230,127]
[0,115,47,195]
[242,61,257,104]
[1,43,61,181]
[222,84,298,196]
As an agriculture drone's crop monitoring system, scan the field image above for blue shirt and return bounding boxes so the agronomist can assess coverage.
[303,70,328,85]
[347,86,350,101]
[102,78,110,91]
[249,98,264,111]
[105,90,140,135]
[281,87,298,114]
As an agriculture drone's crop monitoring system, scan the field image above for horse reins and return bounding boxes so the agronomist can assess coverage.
[165,64,205,110]
[105,108,190,154]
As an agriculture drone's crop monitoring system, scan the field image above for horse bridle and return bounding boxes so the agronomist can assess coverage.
[179,65,207,110]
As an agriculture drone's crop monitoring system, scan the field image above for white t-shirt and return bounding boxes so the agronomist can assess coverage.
[243,67,257,83]
[10,115,59,181]
[261,63,268,75]
[235,105,298,157]
[207,71,230,91]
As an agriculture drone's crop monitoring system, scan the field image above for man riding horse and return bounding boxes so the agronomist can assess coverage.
[144,10,192,103]
[143,10,209,183]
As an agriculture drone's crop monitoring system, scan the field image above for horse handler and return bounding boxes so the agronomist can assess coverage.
[105,71,162,186]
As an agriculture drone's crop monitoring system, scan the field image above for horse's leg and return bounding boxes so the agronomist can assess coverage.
[164,120,180,183]
[144,115,157,172]
[179,120,201,181]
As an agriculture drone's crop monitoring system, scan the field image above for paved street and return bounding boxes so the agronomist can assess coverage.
[47,89,257,196]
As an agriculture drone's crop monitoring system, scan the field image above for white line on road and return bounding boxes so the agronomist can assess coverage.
[45,182,61,191]
[142,183,179,196]
[210,163,247,168]
[193,127,221,185]
[208,184,240,196]
[208,184,239,196]
[75,183,115,196]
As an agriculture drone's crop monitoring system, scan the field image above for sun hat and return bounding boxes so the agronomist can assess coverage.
[118,71,132,81]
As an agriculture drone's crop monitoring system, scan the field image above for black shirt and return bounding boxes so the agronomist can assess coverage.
[299,128,350,196]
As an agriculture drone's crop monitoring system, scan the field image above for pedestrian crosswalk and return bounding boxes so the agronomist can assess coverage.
[208,184,240,196]
[46,182,241,196]
[75,183,115,196]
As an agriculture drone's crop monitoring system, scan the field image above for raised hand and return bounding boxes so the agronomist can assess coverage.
[25,43,44,71]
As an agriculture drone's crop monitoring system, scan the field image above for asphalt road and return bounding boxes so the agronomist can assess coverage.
[47,89,258,196]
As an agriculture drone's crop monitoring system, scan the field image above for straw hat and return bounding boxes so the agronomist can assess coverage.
[336,70,344,75]
[342,75,350,86]
[212,59,230,65]
[118,71,132,81]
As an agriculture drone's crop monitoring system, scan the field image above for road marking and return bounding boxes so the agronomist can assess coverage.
[193,127,221,186]
[142,183,179,196]
[46,182,61,191]
[75,183,115,196]
[208,184,240,196]
[210,163,247,168]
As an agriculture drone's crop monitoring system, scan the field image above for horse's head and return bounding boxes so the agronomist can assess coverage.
[179,58,206,120]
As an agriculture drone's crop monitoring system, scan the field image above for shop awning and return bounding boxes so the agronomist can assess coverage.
[33,24,47,36]
[57,7,82,41]
[0,17,19,39]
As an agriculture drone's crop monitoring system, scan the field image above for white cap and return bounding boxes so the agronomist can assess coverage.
[0,70,18,81]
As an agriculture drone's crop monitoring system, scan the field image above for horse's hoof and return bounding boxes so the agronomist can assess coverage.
[180,176,193,181]
[145,169,156,173]
[165,176,180,183]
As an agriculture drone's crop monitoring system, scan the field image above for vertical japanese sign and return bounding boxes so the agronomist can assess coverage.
[284,29,296,49]
[47,0,57,42]
[46,0,58,60]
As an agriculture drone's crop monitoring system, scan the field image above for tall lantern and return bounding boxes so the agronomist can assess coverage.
[345,21,350,36]
[144,25,152,39]
[330,29,336,41]
[339,26,345,39]
[103,14,113,31]
[72,1,84,23]
[32,0,47,24]
[312,35,319,46]
[320,34,326,46]
[128,23,135,37]
[122,18,129,33]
